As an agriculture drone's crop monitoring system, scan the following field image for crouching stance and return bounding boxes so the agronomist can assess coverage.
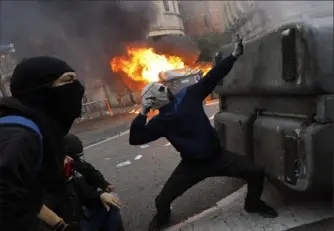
[129,38,277,231]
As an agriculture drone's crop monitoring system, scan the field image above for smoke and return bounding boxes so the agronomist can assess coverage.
[150,35,200,65]
[0,1,157,86]
[235,1,333,40]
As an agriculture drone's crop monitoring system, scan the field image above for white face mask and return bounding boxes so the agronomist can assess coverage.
[141,82,171,110]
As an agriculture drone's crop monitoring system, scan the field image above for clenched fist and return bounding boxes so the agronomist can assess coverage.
[232,35,243,59]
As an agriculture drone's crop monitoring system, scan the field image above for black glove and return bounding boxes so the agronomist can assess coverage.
[232,34,243,59]
[53,221,81,231]
[141,105,151,115]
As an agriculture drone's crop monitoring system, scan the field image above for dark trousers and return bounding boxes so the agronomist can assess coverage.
[81,203,123,231]
[155,150,264,216]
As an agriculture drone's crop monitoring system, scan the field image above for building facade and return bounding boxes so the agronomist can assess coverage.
[178,1,225,36]
[148,0,185,40]
[220,0,268,39]
[220,1,333,40]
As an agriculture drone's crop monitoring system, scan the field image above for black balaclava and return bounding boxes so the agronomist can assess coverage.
[63,134,84,160]
[10,56,85,133]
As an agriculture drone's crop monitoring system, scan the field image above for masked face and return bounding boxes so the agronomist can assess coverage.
[10,57,84,134]
[50,72,85,133]
[141,82,172,110]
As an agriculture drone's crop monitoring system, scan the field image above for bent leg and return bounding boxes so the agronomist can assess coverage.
[155,161,207,217]
[206,150,277,217]
[206,150,265,207]
[81,203,108,231]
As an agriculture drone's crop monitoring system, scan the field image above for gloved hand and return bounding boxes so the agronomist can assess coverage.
[141,105,151,115]
[141,98,153,115]
[100,192,122,209]
[53,220,81,231]
[232,35,243,59]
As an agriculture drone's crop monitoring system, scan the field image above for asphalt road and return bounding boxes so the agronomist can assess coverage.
[83,102,243,231]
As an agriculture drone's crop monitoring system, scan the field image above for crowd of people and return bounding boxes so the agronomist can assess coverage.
[0,38,277,231]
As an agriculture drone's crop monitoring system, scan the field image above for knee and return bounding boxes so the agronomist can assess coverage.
[107,206,121,219]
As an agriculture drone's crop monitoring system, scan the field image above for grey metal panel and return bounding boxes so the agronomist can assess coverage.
[214,20,334,95]
[315,94,334,123]
[253,116,304,188]
[253,116,333,193]
[302,123,333,192]
[221,96,317,117]
[214,112,254,158]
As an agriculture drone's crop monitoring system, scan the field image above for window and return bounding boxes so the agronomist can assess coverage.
[163,0,170,11]
[203,15,210,27]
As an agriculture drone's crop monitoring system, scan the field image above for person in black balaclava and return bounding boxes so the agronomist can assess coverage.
[0,56,85,231]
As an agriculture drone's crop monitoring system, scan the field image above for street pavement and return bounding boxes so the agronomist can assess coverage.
[81,101,244,231]
[166,184,333,231]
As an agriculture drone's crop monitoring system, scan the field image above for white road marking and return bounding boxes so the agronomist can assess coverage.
[105,157,111,160]
[134,155,143,160]
[164,142,171,147]
[140,144,149,148]
[83,129,130,150]
[116,160,132,168]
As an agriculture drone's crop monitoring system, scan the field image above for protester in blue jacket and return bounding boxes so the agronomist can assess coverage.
[129,38,277,231]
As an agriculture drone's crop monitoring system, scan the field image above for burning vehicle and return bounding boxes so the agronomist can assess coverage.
[110,45,212,103]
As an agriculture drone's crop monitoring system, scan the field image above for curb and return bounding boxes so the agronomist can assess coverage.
[166,185,248,231]
[166,183,333,231]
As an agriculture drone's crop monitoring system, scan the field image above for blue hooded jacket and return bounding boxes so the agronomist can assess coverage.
[129,55,236,161]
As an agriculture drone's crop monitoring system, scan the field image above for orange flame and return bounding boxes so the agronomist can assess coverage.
[111,46,212,84]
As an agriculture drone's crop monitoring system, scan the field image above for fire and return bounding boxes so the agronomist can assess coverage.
[196,62,212,76]
[111,46,212,84]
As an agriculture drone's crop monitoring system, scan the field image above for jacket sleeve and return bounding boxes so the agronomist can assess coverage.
[74,159,110,190]
[71,177,103,209]
[190,54,237,101]
[129,114,164,145]
[0,132,43,225]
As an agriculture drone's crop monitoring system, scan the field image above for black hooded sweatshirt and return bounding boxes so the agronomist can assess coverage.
[0,98,67,231]
[0,56,84,231]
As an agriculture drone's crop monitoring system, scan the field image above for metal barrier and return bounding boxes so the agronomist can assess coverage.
[76,99,113,123]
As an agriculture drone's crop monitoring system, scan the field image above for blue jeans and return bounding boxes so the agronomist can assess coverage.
[81,203,122,231]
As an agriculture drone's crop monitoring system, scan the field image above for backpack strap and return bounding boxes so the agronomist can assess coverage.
[0,116,44,168]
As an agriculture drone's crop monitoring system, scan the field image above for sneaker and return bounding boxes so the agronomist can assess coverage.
[245,200,278,218]
[148,213,171,231]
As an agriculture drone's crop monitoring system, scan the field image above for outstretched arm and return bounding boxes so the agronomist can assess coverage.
[191,38,243,101]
